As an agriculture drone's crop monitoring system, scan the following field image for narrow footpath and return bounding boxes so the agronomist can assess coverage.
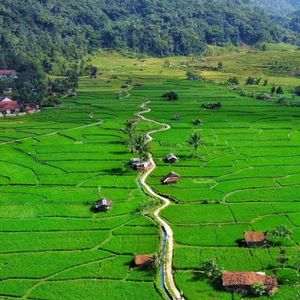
[136,101,184,300]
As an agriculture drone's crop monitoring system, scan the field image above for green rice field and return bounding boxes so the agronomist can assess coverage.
[1,47,300,299]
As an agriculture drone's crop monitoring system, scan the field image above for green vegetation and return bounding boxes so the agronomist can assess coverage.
[1,45,300,299]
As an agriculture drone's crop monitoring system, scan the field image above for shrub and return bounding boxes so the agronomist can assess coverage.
[295,86,300,96]
[227,76,239,85]
[163,91,178,101]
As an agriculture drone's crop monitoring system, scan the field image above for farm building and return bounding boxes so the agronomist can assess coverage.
[94,198,113,212]
[165,153,178,164]
[202,102,221,110]
[134,254,154,268]
[25,104,40,114]
[244,231,267,248]
[0,70,17,79]
[222,271,278,296]
[162,171,180,184]
[0,97,20,116]
[130,158,151,171]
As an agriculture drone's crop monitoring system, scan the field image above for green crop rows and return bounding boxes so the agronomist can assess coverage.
[1,49,300,299]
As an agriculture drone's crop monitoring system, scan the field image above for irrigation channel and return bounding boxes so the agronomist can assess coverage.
[136,101,184,300]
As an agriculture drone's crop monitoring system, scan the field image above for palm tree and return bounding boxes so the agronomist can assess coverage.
[130,134,151,160]
[187,133,203,157]
[123,120,136,152]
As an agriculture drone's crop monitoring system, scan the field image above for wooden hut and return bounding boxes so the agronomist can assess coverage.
[244,231,267,248]
[222,271,278,296]
[134,254,154,268]
[165,153,178,164]
[162,171,180,184]
[202,102,221,110]
[94,198,113,212]
[130,158,151,171]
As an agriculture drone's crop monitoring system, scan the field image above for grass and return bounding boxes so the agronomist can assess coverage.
[1,45,300,299]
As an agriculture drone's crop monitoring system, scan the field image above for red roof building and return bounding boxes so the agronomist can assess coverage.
[0,70,17,78]
[222,271,278,295]
[244,231,267,248]
[134,254,154,267]
[0,97,20,115]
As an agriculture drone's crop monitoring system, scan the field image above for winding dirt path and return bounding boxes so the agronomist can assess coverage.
[136,101,183,300]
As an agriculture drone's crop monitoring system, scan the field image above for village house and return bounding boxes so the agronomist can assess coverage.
[130,158,151,171]
[162,171,180,184]
[133,254,154,268]
[0,70,17,79]
[222,271,278,296]
[94,198,113,212]
[244,231,267,248]
[165,153,178,164]
[25,104,40,114]
[0,96,20,116]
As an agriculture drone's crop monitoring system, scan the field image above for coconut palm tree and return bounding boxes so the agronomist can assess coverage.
[123,120,136,152]
[130,134,151,160]
[187,133,203,157]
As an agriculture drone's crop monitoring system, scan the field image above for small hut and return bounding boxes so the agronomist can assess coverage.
[133,254,154,268]
[94,198,113,212]
[244,231,267,248]
[222,271,278,296]
[165,153,178,164]
[130,158,151,171]
[202,102,221,110]
[162,171,180,184]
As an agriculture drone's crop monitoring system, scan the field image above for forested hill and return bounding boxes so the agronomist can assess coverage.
[250,0,300,16]
[0,0,299,69]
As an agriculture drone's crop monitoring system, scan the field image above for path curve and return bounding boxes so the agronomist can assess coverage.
[136,101,183,300]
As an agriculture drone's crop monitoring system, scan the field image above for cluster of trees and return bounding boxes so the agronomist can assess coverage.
[1,0,299,73]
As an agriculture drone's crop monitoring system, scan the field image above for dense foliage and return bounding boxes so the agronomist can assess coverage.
[1,0,299,70]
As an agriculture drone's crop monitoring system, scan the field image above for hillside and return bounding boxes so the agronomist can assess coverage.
[250,0,300,15]
[1,0,298,70]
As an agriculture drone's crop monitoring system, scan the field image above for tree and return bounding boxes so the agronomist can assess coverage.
[217,61,223,70]
[163,91,178,101]
[200,260,222,281]
[263,79,269,86]
[294,86,300,96]
[187,133,203,157]
[251,282,266,296]
[90,66,98,78]
[276,86,284,94]
[270,224,292,242]
[277,249,289,269]
[227,76,239,85]
[130,134,151,160]
[186,70,200,80]
[271,86,276,94]
[123,120,137,153]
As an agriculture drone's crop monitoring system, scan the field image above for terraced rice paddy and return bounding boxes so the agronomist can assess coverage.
[1,49,300,299]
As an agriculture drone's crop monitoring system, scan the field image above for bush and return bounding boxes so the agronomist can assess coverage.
[186,70,200,80]
[295,86,300,96]
[163,91,178,101]
[227,76,239,85]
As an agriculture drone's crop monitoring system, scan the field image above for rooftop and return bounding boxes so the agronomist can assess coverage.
[245,231,266,243]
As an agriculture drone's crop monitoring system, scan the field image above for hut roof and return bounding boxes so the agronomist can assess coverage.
[0,70,15,76]
[134,254,154,266]
[95,198,112,207]
[166,171,180,178]
[0,97,19,111]
[166,153,178,161]
[245,231,266,243]
[222,271,278,292]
